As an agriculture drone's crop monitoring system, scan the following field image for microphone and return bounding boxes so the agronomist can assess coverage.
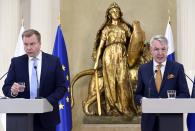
[34,65,37,70]
[148,70,157,97]
[34,65,40,98]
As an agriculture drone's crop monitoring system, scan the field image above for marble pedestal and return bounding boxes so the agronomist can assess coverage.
[80,115,141,131]
[80,124,140,131]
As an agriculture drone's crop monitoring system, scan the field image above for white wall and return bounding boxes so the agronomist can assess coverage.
[177,0,195,90]
[177,0,195,130]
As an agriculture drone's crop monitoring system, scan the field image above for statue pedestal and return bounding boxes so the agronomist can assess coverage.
[81,116,141,131]
[80,124,140,131]
[83,115,140,124]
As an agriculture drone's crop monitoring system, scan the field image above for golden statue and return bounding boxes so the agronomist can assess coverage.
[93,2,136,116]
[71,2,151,117]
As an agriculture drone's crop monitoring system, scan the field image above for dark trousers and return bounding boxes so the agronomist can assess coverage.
[34,126,55,131]
[33,117,56,131]
[153,116,159,131]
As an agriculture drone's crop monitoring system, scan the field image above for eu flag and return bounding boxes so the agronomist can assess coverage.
[187,77,195,131]
[53,25,72,131]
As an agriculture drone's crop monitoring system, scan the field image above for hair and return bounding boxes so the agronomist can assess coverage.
[150,35,168,46]
[93,2,133,51]
[22,29,41,42]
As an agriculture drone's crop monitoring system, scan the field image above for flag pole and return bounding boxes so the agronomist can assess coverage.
[21,17,24,26]
[168,16,171,24]
[58,12,61,25]
[168,9,171,24]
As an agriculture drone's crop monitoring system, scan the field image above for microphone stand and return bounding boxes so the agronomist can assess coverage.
[0,72,8,99]
[185,74,194,83]
[0,72,8,80]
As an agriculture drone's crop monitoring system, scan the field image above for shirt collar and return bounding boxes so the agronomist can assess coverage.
[153,60,167,68]
[29,51,42,61]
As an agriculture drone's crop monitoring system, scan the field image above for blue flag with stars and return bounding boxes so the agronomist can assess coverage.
[187,77,195,131]
[53,25,72,131]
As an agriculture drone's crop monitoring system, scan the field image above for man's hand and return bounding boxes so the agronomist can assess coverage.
[11,82,20,97]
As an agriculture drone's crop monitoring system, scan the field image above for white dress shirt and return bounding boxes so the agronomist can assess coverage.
[153,60,166,78]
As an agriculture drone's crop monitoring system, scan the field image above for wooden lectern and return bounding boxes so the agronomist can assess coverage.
[0,98,53,131]
[142,98,195,131]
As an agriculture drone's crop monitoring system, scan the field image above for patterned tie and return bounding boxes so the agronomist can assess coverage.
[30,58,38,99]
[155,64,162,92]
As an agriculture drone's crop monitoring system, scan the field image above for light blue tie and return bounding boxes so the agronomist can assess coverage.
[30,58,38,99]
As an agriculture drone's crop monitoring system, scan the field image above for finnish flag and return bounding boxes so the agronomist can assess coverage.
[165,21,175,61]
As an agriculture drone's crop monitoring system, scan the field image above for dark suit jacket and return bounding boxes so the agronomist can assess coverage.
[135,60,190,131]
[2,52,66,128]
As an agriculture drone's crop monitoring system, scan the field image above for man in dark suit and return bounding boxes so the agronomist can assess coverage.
[135,35,190,131]
[2,29,66,131]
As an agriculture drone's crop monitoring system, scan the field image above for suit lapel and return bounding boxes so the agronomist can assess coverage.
[39,52,48,94]
[147,61,158,94]
[23,55,30,89]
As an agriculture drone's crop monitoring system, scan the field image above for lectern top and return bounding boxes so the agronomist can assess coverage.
[0,98,53,113]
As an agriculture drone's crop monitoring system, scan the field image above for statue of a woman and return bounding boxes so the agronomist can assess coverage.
[93,2,136,116]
